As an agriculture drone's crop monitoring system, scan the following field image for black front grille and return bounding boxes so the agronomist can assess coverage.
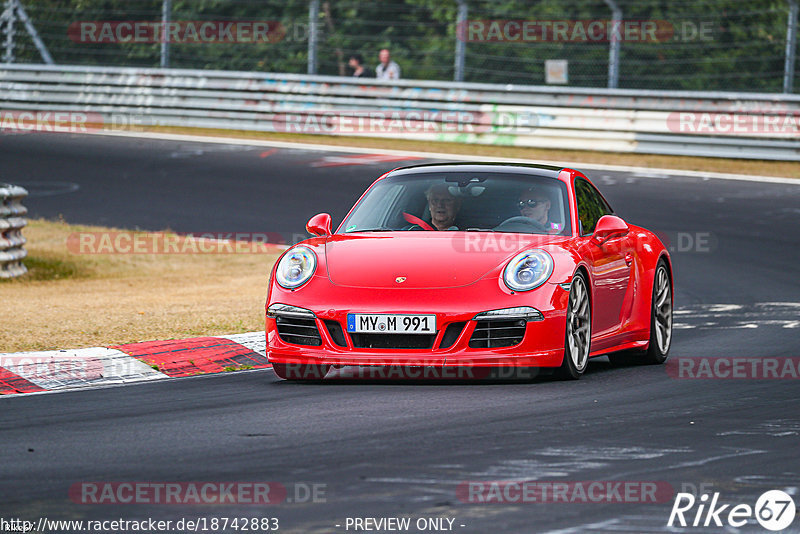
[275,316,322,346]
[350,333,436,349]
[468,319,526,348]
[439,322,466,349]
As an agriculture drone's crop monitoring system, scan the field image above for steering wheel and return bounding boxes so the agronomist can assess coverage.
[403,212,435,231]
[494,216,547,233]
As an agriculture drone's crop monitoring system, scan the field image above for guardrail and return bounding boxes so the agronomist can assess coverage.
[0,183,28,279]
[1,64,799,160]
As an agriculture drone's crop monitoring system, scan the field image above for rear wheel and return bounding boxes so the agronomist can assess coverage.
[609,259,672,366]
[557,272,591,380]
[272,363,330,381]
[645,261,672,364]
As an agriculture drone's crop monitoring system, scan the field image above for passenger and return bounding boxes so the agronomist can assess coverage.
[425,184,461,230]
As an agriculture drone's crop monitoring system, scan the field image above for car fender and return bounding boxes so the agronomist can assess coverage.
[627,225,672,333]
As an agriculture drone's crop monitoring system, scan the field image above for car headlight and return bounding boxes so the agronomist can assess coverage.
[275,246,317,289]
[503,249,553,291]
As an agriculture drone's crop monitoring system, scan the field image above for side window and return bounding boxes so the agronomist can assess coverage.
[575,178,613,235]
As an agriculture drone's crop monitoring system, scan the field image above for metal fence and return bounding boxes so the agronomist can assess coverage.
[0,183,28,279]
[1,64,798,161]
[1,0,799,93]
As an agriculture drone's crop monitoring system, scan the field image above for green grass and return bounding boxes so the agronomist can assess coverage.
[7,255,90,282]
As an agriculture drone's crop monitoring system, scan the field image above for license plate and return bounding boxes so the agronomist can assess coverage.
[347,314,436,334]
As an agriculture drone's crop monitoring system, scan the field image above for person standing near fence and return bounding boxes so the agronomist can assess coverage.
[348,54,371,78]
[375,49,401,80]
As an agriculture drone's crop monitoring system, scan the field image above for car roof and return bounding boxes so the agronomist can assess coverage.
[387,162,567,179]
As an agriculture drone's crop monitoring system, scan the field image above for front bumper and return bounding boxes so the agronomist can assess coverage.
[266,278,568,368]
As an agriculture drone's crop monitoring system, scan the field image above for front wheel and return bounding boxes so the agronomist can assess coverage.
[557,272,591,380]
[272,363,330,381]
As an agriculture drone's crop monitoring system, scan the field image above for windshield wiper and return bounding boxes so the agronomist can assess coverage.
[348,227,395,232]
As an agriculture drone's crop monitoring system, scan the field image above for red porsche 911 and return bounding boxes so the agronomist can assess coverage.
[266,163,673,380]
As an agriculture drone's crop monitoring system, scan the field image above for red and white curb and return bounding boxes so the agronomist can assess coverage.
[0,332,269,396]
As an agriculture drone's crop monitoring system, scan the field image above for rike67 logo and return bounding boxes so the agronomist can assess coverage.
[668,490,796,531]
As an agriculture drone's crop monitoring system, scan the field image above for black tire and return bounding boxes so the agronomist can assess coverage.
[272,363,330,381]
[608,259,672,366]
[556,271,591,380]
[643,260,672,364]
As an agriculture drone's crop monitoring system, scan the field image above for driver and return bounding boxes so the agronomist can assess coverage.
[425,184,461,230]
[517,187,551,230]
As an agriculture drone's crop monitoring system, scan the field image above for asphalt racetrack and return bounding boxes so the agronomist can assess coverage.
[2,132,799,533]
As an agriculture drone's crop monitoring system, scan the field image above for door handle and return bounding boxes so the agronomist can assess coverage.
[625,253,633,266]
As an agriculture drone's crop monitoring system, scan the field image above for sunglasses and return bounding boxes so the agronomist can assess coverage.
[518,199,546,209]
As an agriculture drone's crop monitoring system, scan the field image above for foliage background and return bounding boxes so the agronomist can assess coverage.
[6,0,798,92]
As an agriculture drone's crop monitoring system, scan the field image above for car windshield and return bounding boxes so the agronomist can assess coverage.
[339,171,572,235]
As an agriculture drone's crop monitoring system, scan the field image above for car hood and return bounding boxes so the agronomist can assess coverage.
[324,232,570,289]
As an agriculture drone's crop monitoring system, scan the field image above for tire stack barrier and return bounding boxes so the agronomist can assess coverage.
[0,183,28,279]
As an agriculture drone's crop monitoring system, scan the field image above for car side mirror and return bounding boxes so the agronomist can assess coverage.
[306,213,332,237]
[592,215,629,245]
